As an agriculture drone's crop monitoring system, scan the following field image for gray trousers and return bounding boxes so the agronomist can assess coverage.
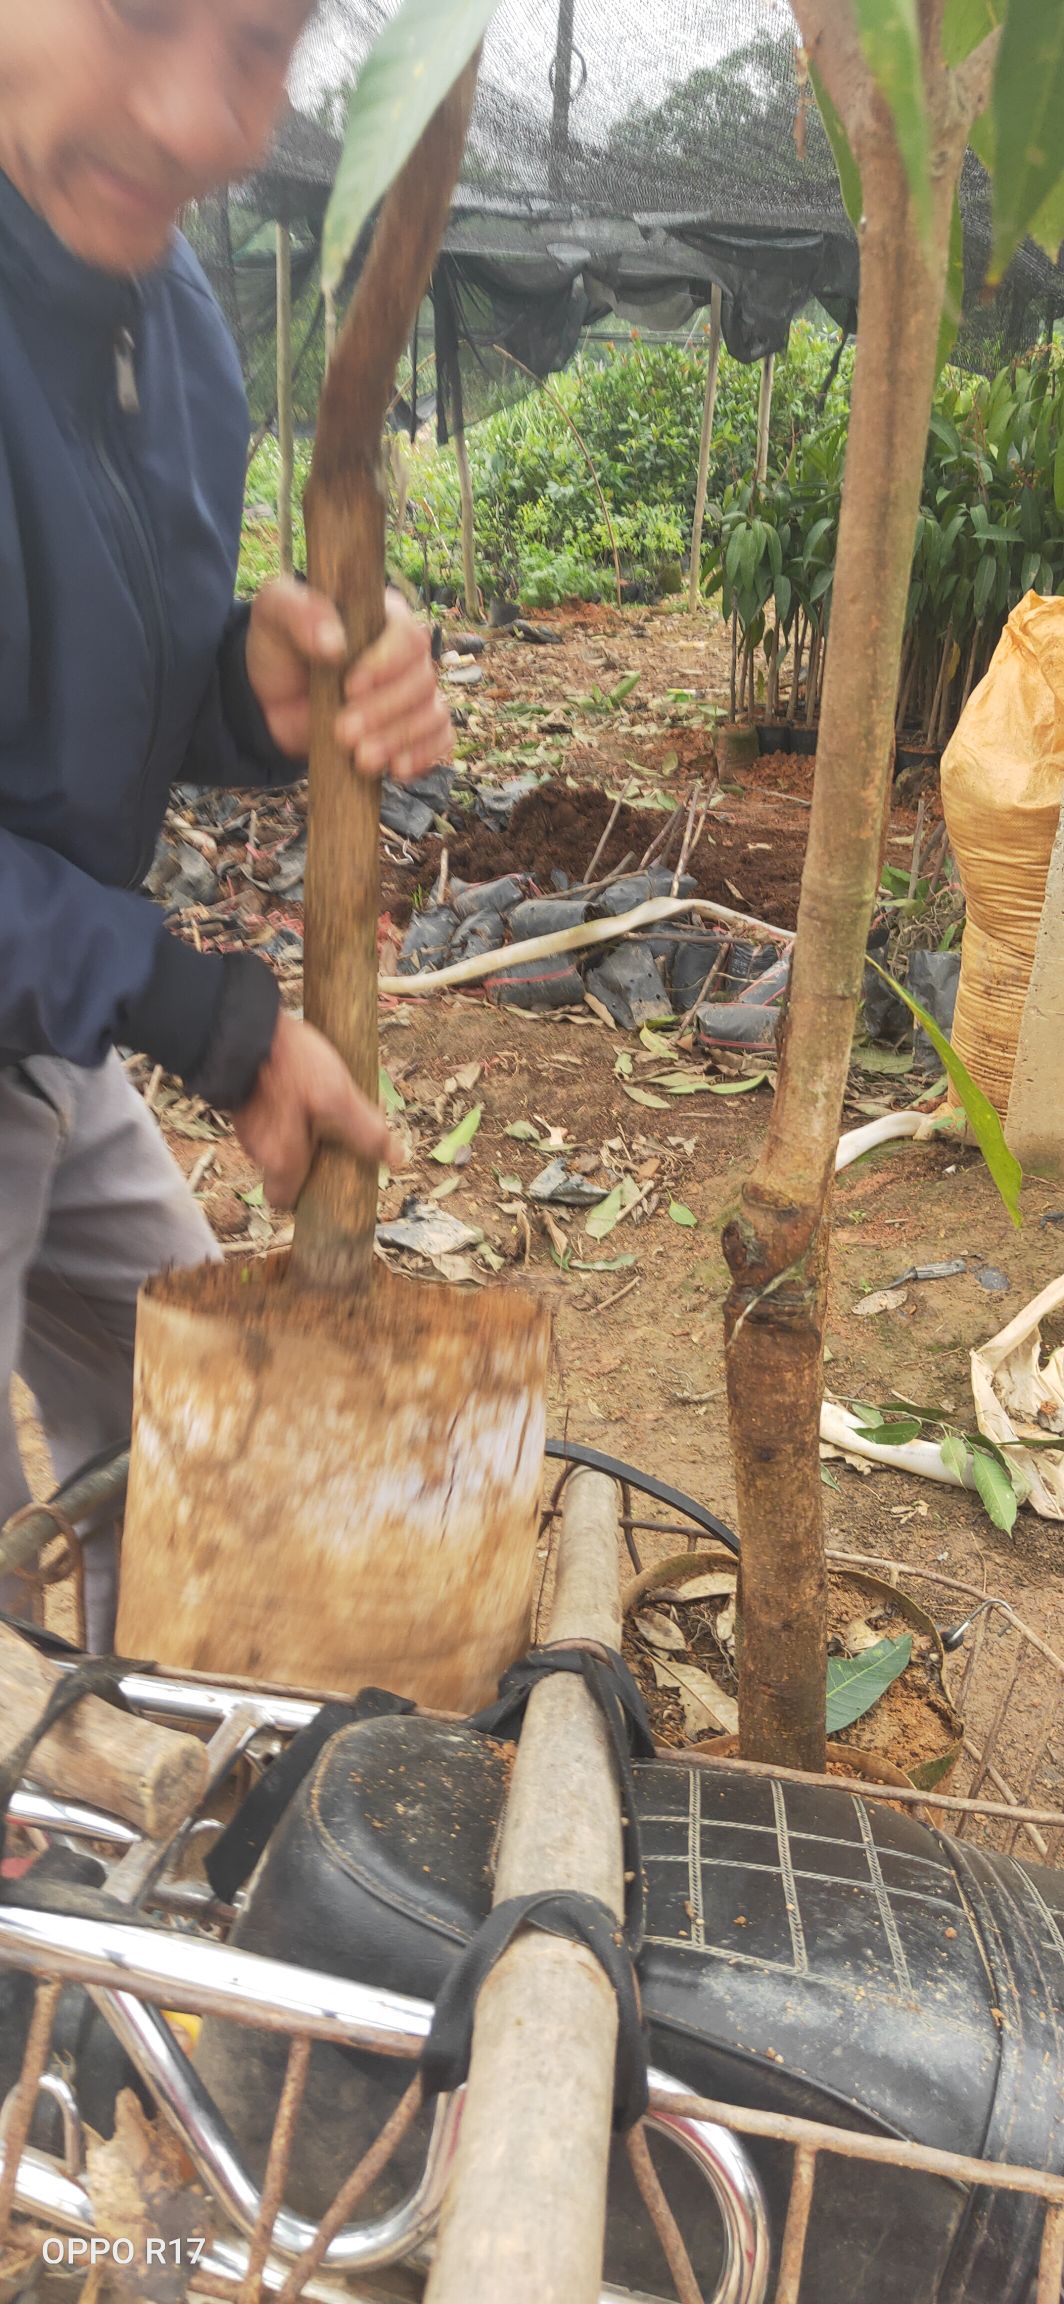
[0,1054,218,1648]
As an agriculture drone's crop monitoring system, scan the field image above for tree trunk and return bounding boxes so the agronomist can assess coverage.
[725,81,959,1770]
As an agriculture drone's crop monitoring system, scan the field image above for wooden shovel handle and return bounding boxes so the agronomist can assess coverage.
[292,65,480,1292]
[0,1623,208,1841]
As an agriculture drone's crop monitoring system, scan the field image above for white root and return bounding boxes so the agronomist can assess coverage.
[380,893,792,998]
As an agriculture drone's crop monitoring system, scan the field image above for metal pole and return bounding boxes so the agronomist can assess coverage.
[687,284,724,613]
[426,1469,624,2304]
[549,0,575,200]
[755,350,775,486]
[276,217,295,575]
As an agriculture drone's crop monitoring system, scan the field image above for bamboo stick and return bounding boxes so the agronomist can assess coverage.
[755,352,775,485]
[276,219,295,577]
[426,1468,624,2304]
[687,285,724,613]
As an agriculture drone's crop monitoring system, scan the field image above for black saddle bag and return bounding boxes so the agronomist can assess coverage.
[197,1716,1064,2303]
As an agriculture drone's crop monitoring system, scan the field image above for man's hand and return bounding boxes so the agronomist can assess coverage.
[245,579,452,783]
[231,1010,402,1209]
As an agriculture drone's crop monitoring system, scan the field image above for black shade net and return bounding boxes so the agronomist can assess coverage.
[190,0,1064,435]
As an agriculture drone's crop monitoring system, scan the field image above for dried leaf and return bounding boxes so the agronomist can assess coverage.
[853,1286,909,1318]
[668,1201,698,1228]
[614,1051,634,1078]
[430,1104,483,1164]
[585,1175,640,1239]
[505,1120,541,1143]
[651,1655,738,1737]
[844,1617,883,1656]
[637,1609,687,1653]
[454,1060,483,1091]
[674,1570,737,1601]
[717,1596,737,1647]
[86,2092,208,2301]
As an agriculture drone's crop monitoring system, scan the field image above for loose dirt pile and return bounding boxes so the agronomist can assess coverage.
[381,776,810,932]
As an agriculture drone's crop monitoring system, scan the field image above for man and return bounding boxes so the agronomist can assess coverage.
[0,0,451,1640]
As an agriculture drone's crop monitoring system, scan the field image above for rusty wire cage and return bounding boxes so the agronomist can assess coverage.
[1,1463,1063,2303]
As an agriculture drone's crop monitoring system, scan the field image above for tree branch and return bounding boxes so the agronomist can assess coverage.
[790,0,869,147]
[949,26,1003,132]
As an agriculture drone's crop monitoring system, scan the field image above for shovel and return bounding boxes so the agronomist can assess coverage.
[115,69,551,1711]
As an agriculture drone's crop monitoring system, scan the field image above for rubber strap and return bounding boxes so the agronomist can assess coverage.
[205,1686,416,1903]
[420,1888,649,2129]
[469,1640,652,1950]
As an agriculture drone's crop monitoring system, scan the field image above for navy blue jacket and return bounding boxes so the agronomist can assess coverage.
[0,170,288,1106]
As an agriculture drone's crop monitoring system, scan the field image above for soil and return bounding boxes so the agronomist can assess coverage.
[12,601,1064,1840]
[382,773,809,932]
[622,1563,959,1780]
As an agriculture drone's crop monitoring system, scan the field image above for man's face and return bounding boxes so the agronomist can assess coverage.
[0,0,313,274]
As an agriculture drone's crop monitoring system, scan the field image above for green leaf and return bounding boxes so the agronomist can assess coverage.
[505,1120,541,1143]
[379,1065,405,1115]
[865,961,1021,1226]
[239,1182,265,1208]
[565,1253,637,1274]
[853,1418,924,1446]
[668,1202,698,1228]
[621,1083,670,1111]
[942,0,1003,66]
[939,1429,973,1483]
[321,0,498,295]
[609,672,641,704]
[1054,423,1064,519]
[429,1103,483,1164]
[826,1636,913,1734]
[936,192,965,377]
[706,1072,771,1096]
[808,60,863,229]
[614,1051,634,1079]
[852,0,932,243]
[990,0,1064,277]
[585,1176,640,1240]
[969,1444,1018,1531]
[639,1025,676,1059]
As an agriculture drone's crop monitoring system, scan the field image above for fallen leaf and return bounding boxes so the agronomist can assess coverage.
[669,1201,698,1228]
[674,1570,737,1601]
[614,1051,634,1078]
[844,1617,882,1656]
[584,992,617,1029]
[428,1174,462,1201]
[505,1120,541,1143]
[652,1655,738,1738]
[454,1060,483,1091]
[379,1065,405,1115]
[639,1025,677,1059]
[430,1104,483,1164]
[622,1083,670,1110]
[637,1609,686,1653]
[585,1176,640,1240]
[239,1183,265,1208]
[477,1241,505,1272]
[853,1287,909,1318]
[717,1596,737,1647]
[706,1073,770,1096]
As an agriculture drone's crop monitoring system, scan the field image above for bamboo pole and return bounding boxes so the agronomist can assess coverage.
[276,217,295,576]
[755,351,775,486]
[549,0,575,200]
[454,412,479,620]
[687,284,724,613]
[426,1468,624,2304]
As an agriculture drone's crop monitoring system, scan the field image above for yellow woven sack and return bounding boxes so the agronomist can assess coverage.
[941,592,1064,1117]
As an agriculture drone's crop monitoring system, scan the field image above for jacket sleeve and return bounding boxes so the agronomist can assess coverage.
[0,824,279,1108]
[179,602,306,791]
